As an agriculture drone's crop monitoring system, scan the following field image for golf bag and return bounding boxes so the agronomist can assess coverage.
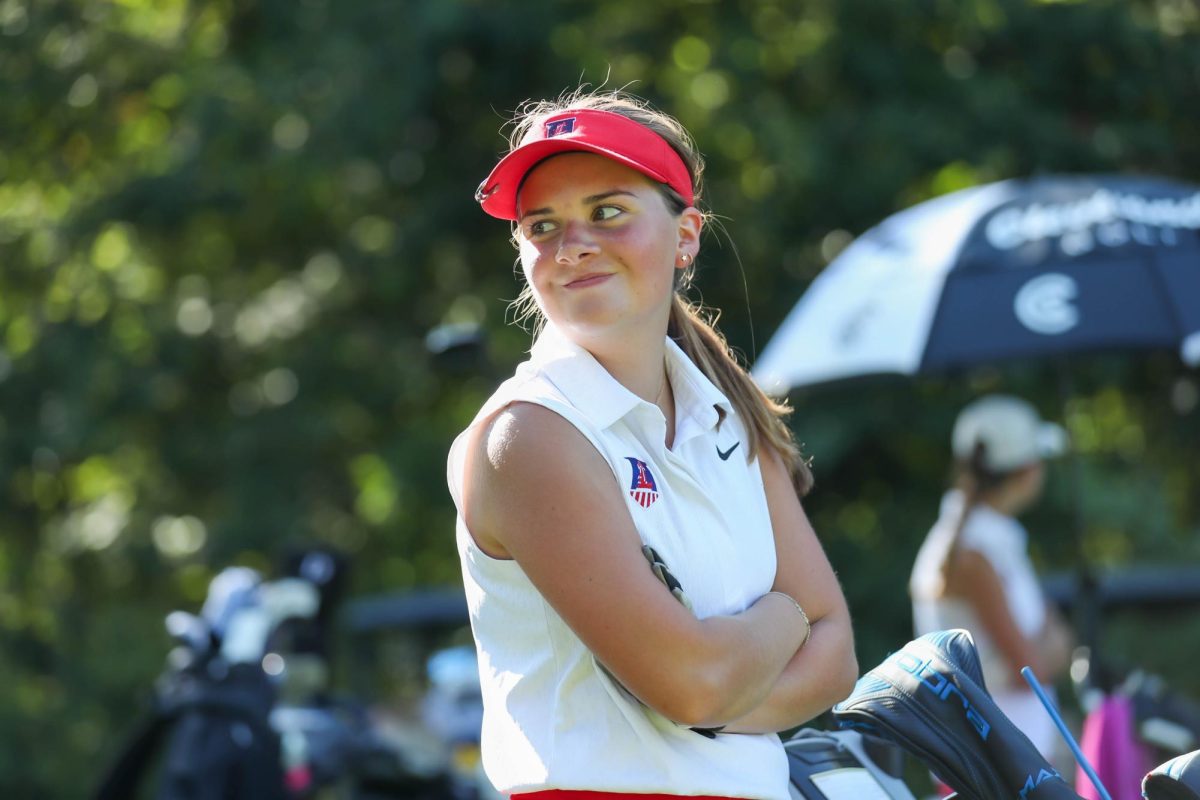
[783,728,915,800]
[93,563,300,800]
[121,663,287,800]
[94,549,453,800]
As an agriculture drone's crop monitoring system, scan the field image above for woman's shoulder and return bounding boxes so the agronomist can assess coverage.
[457,398,623,556]
[447,366,597,506]
[959,503,1027,554]
[459,394,613,504]
[473,401,587,469]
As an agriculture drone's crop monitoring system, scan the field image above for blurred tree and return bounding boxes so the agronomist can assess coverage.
[0,0,1197,795]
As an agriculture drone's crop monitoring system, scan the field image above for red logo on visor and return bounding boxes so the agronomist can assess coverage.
[625,457,660,508]
[545,117,576,137]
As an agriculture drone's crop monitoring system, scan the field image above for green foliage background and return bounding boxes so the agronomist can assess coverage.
[1,0,1198,795]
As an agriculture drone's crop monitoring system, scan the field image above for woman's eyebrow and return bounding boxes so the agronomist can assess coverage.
[584,189,638,204]
[518,206,553,222]
[517,190,639,222]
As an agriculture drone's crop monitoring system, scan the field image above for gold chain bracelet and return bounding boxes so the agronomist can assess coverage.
[765,591,812,649]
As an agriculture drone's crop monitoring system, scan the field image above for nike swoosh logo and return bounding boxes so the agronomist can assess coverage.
[716,442,740,461]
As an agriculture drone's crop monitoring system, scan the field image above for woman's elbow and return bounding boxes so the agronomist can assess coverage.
[833,647,859,702]
[823,619,860,704]
[642,664,732,728]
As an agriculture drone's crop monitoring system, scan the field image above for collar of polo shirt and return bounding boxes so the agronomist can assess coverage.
[528,325,731,438]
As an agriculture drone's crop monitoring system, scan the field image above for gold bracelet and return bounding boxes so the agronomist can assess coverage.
[765,591,812,649]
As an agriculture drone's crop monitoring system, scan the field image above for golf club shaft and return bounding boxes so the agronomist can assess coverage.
[1021,666,1112,800]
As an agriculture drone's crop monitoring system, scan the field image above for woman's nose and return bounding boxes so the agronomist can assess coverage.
[555,221,598,264]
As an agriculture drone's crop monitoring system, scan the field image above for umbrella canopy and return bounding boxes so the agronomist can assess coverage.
[752,174,1200,394]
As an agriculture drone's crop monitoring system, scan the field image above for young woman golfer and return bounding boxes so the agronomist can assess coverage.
[447,89,857,800]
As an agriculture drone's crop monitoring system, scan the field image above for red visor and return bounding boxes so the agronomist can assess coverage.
[475,108,694,220]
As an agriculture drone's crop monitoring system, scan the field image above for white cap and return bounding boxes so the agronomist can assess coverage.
[952,394,1068,472]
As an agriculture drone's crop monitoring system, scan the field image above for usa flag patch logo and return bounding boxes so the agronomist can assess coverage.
[625,457,659,508]
[545,116,576,137]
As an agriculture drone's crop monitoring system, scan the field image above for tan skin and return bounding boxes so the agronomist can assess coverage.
[944,461,1074,688]
[460,152,857,731]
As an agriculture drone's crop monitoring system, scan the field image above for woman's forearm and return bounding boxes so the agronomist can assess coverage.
[667,592,811,728]
[717,608,858,734]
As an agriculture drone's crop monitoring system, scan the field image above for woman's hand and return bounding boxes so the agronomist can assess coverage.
[1037,604,1074,679]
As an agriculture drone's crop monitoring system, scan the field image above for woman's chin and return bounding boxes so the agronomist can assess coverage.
[558,316,620,340]
[554,302,626,333]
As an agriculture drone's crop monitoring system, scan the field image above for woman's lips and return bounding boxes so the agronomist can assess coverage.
[565,272,614,289]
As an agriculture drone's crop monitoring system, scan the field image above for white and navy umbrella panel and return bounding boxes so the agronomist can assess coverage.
[752,175,1200,395]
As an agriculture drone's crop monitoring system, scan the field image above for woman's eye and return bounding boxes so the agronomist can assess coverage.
[527,219,557,237]
[594,205,623,221]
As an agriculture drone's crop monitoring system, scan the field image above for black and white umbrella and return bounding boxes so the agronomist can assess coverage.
[752,174,1200,394]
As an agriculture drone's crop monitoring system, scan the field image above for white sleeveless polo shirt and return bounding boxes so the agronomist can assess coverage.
[446,325,789,800]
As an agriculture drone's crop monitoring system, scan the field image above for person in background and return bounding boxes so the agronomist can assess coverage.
[446,89,857,800]
[910,394,1075,760]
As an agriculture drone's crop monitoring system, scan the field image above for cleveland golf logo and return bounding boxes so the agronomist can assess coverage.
[1014,272,1079,335]
[891,649,991,740]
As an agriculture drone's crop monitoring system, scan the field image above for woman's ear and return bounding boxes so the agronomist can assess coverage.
[675,207,703,268]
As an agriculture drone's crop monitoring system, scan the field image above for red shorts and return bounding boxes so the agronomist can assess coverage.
[515,792,751,800]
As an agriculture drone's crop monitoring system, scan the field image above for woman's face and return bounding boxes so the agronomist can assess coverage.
[1009,460,1046,513]
[514,152,701,345]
